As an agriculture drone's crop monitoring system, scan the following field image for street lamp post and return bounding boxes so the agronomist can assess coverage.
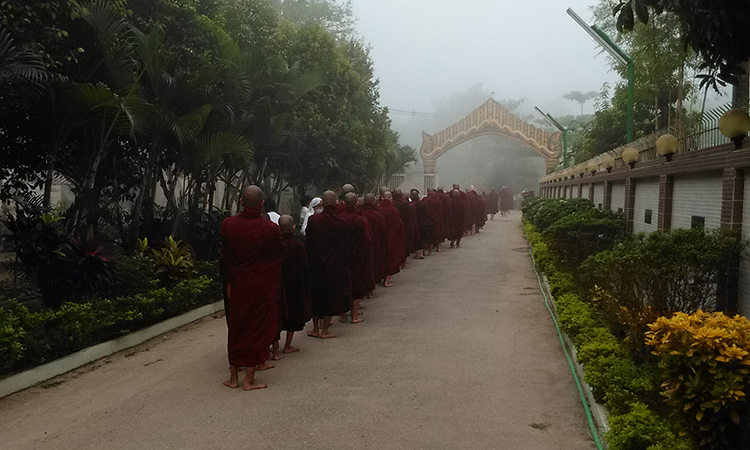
[535,106,568,168]
[567,8,634,143]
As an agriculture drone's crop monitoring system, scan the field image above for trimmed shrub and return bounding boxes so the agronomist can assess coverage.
[543,208,625,271]
[111,255,157,297]
[647,311,750,450]
[0,276,220,377]
[606,402,693,450]
[556,293,598,344]
[582,229,744,361]
[522,197,594,232]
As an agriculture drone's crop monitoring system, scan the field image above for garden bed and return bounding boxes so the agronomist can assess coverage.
[522,197,750,450]
[0,299,223,398]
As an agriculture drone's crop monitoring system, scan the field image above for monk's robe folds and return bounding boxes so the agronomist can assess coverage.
[340,207,375,300]
[281,232,312,332]
[306,205,351,316]
[361,204,388,284]
[378,199,405,276]
[221,207,288,368]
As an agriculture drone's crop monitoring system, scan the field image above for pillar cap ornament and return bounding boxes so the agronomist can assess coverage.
[656,134,679,160]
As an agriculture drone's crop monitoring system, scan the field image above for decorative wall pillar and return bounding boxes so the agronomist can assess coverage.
[603,181,612,210]
[588,183,594,202]
[718,168,745,313]
[657,175,674,232]
[624,178,636,233]
[578,183,583,198]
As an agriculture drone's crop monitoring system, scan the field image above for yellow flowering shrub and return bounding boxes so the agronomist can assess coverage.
[647,311,750,449]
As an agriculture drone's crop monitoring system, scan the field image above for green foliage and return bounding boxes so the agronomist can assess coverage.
[111,255,157,297]
[543,208,625,271]
[556,293,598,344]
[521,198,595,233]
[150,236,196,284]
[582,229,745,360]
[0,276,219,376]
[613,0,750,90]
[3,206,115,308]
[648,312,750,450]
[606,402,693,450]
[547,271,576,298]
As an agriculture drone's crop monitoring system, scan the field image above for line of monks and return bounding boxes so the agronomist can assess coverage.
[219,183,506,391]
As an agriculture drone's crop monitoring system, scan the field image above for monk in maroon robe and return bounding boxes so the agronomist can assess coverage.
[450,187,467,248]
[465,188,477,235]
[306,191,350,339]
[361,193,387,286]
[422,188,443,253]
[393,188,414,262]
[410,189,431,258]
[339,192,374,324]
[335,183,355,215]
[488,188,499,220]
[437,187,452,244]
[221,186,288,391]
[378,191,405,287]
[279,215,312,354]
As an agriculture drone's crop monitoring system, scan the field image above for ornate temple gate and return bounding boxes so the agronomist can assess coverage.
[419,99,562,192]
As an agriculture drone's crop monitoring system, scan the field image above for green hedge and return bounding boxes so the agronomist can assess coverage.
[0,275,221,377]
[524,218,693,450]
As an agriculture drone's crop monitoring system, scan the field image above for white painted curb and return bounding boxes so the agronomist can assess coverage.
[0,300,224,399]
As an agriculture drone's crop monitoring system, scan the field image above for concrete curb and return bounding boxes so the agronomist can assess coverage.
[540,275,610,444]
[0,300,224,399]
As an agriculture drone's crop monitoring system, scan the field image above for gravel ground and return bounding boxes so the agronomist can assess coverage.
[0,211,596,450]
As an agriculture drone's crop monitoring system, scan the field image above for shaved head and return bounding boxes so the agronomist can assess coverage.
[438,186,444,191]
[379,185,388,195]
[322,190,337,206]
[242,185,264,208]
[344,192,358,207]
[383,191,393,200]
[453,184,460,190]
[427,188,435,194]
[279,215,295,232]
[393,188,403,197]
[364,193,376,204]
[342,184,355,194]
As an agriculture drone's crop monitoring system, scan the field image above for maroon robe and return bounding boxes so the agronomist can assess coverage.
[422,193,443,245]
[394,195,414,255]
[361,204,387,283]
[335,201,346,215]
[281,232,312,332]
[465,192,477,231]
[450,191,467,240]
[488,190,499,214]
[306,205,351,316]
[221,207,288,368]
[500,187,514,212]
[437,189,452,242]
[378,199,405,275]
[340,206,375,299]
[413,198,431,250]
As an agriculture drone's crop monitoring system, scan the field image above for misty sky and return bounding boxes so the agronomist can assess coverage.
[351,0,622,118]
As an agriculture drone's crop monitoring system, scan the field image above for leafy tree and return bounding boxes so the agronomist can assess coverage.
[563,91,598,115]
[612,0,750,102]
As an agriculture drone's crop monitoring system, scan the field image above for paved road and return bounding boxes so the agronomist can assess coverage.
[0,212,595,450]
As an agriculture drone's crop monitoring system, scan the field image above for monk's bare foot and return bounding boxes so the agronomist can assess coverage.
[256,361,275,371]
[383,281,394,287]
[320,331,337,339]
[243,380,268,391]
[351,318,363,324]
[282,346,299,354]
[338,316,347,323]
[223,380,239,388]
[307,330,320,338]
[368,293,378,299]
[271,354,285,361]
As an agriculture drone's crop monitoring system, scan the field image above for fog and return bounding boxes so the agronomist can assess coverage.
[350,0,729,193]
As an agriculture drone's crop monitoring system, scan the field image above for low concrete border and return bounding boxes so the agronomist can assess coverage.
[0,300,224,399]
[540,275,610,444]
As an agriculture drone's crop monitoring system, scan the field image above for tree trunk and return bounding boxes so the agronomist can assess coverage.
[129,142,159,245]
[655,94,660,131]
[677,59,685,129]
